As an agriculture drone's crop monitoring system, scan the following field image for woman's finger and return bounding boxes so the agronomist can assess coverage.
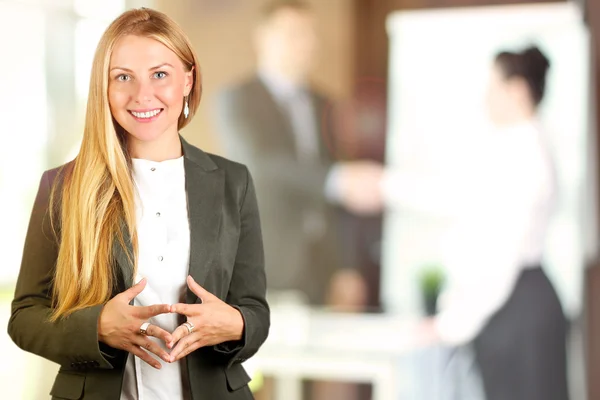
[126,343,162,369]
[118,278,147,303]
[167,323,192,349]
[169,332,200,361]
[133,336,171,363]
[172,339,203,362]
[136,304,171,320]
[186,275,215,302]
[170,303,195,316]
[143,323,173,344]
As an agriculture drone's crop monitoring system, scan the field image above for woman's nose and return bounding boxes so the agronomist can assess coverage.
[133,80,153,104]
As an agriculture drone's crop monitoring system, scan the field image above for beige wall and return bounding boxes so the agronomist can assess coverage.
[154,0,355,154]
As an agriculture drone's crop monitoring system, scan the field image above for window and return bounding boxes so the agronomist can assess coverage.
[0,0,129,285]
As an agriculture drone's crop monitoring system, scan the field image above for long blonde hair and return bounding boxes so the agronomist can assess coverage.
[50,8,202,321]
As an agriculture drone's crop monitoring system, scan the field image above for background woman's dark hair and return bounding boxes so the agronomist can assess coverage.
[494,45,551,105]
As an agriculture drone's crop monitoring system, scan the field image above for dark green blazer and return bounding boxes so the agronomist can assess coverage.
[8,137,270,399]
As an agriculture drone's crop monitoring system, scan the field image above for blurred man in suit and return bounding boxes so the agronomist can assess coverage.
[216,3,384,399]
[216,0,380,309]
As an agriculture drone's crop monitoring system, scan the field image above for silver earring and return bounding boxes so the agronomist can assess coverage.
[183,97,189,119]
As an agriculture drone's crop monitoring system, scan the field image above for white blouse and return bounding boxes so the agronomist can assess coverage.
[382,120,557,345]
[120,156,192,400]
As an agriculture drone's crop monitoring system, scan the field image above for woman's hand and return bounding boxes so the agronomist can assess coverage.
[167,276,244,362]
[98,278,172,369]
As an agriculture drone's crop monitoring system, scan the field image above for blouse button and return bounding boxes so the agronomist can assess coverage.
[150,167,156,172]
[158,256,163,262]
[156,212,161,217]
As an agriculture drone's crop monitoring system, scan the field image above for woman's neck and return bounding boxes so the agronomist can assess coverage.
[128,133,183,162]
[498,105,537,128]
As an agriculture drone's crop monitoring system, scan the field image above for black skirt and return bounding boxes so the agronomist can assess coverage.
[473,266,569,400]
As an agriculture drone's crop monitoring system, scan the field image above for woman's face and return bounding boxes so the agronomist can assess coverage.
[108,35,193,145]
[485,63,514,126]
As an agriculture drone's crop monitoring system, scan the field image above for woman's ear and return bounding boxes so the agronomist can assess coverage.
[184,66,195,96]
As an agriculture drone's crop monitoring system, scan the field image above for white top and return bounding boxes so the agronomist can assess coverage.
[382,120,557,345]
[120,156,192,400]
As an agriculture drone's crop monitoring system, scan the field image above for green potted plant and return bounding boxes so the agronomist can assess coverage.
[418,263,445,316]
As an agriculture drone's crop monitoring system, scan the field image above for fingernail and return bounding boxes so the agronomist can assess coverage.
[155,363,161,369]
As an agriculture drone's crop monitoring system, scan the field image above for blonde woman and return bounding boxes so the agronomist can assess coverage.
[8,8,269,400]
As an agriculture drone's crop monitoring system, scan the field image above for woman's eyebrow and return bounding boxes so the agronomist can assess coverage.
[109,63,174,72]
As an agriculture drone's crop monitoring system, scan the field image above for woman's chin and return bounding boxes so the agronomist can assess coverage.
[126,129,173,144]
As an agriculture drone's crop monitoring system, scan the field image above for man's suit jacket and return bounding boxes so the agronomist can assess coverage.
[216,76,341,304]
[8,137,270,400]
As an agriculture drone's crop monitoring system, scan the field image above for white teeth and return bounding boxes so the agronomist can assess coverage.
[131,109,161,118]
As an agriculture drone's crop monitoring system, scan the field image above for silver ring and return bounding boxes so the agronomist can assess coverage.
[139,322,151,335]
[183,321,194,334]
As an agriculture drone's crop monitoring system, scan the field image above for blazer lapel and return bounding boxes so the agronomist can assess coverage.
[182,137,224,303]
[113,224,133,294]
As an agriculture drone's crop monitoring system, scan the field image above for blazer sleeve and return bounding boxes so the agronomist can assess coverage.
[7,171,115,370]
[214,166,270,367]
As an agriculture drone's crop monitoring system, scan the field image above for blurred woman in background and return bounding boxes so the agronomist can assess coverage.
[382,45,569,400]
[467,45,568,400]
[434,45,568,400]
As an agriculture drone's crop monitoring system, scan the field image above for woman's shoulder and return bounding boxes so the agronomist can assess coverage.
[206,152,247,173]
[181,137,251,182]
[198,152,256,206]
[42,160,75,189]
[205,152,254,192]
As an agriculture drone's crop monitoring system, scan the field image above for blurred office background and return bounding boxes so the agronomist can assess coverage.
[1,0,600,399]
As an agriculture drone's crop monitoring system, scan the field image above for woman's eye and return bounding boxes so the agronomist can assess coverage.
[116,74,131,82]
[153,71,168,79]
